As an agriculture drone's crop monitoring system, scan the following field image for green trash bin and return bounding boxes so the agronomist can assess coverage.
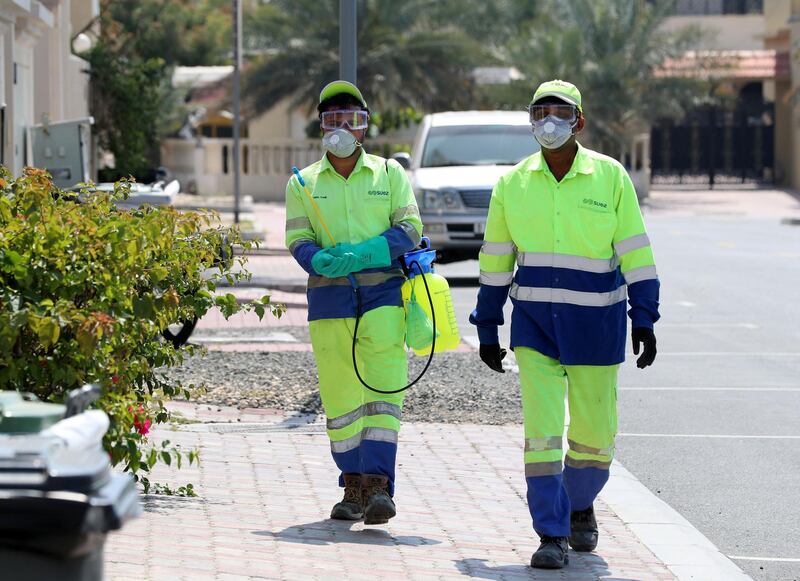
[0,391,66,434]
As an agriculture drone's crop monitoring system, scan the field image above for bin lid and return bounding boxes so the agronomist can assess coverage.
[0,392,66,434]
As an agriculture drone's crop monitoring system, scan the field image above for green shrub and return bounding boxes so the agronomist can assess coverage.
[0,167,283,491]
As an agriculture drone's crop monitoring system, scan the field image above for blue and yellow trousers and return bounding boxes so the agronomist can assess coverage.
[309,306,407,495]
[517,347,618,537]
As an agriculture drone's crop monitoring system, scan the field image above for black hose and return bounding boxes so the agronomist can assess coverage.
[351,260,436,394]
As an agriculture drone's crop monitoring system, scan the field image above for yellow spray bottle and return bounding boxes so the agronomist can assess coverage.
[401,238,460,356]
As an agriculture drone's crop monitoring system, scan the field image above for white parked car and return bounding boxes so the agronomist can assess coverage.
[392,111,539,261]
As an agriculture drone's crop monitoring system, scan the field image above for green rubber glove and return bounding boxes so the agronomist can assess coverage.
[311,249,359,278]
[329,237,391,272]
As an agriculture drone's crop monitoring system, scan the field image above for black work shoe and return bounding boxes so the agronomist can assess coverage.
[531,536,569,569]
[330,474,363,520]
[569,505,599,552]
[362,474,396,525]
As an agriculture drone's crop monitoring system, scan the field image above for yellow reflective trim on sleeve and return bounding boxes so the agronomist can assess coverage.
[390,204,420,223]
[286,216,312,231]
[623,265,658,285]
[614,233,650,256]
[397,220,422,246]
[480,271,514,286]
[289,238,315,254]
[482,241,515,256]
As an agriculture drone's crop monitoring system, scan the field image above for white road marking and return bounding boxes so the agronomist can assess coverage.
[618,433,800,440]
[626,352,800,357]
[619,387,800,392]
[729,556,800,563]
[657,322,758,329]
[676,300,696,307]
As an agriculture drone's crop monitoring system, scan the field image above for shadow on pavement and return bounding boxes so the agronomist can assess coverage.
[254,519,441,547]
[455,555,617,580]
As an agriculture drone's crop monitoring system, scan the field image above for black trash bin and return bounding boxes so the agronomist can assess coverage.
[0,387,142,581]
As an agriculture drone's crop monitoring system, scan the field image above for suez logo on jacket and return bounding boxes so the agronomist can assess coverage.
[311,190,389,199]
[581,198,608,210]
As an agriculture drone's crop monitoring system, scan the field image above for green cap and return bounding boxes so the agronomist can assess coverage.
[530,79,582,112]
[319,80,368,109]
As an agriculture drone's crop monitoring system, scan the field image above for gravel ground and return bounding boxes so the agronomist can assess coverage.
[165,350,523,425]
[190,325,312,342]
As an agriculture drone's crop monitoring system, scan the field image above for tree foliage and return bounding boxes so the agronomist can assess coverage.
[242,0,496,116]
[243,0,706,151]
[82,0,232,181]
[493,0,708,150]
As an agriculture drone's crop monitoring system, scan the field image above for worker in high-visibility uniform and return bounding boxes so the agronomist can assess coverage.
[471,80,659,569]
[285,80,423,525]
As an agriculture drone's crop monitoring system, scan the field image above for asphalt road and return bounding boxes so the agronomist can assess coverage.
[438,188,800,581]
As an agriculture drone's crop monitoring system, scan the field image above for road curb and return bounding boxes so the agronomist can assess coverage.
[602,461,753,581]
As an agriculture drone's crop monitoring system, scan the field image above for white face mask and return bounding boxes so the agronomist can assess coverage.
[532,115,576,150]
[322,128,361,158]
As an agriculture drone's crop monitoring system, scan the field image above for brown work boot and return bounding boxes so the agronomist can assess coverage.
[361,474,396,525]
[569,505,599,552]
[330,473,363,520]
[531,536,569,569]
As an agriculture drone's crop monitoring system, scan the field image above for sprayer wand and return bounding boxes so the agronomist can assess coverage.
[291,166,337,246]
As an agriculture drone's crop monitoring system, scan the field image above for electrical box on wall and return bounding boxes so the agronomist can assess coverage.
[1,103,5,167]
[29,117,94,189]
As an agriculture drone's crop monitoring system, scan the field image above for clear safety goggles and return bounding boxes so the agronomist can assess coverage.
[320,109,369,131]
[528,103,577,123]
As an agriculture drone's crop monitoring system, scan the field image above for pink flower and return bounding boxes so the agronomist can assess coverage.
[129,404,151,435]
[133,416,151,435]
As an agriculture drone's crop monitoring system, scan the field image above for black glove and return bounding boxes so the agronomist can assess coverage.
[479,343,507,373]
[632,327,657,369]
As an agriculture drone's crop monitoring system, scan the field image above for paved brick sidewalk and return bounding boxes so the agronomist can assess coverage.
[106,404,675,581]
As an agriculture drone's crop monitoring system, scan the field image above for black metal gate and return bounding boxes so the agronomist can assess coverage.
[651,103,774,188]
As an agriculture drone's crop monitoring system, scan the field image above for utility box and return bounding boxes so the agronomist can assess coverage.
[29,117,94,189]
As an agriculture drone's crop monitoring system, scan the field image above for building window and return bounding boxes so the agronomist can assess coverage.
[670,0,763,15]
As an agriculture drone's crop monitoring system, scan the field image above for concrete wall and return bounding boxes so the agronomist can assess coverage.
[790,1,800,190]
[772,80,793,184]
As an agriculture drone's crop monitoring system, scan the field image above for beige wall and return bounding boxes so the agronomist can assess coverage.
[661,15,764,50]
[764,0,791,39]
[0,0,94,173]
[247,96,311,141]
[0,16,10,168]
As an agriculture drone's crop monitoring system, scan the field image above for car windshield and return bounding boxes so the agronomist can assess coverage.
[421,124,539,168]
